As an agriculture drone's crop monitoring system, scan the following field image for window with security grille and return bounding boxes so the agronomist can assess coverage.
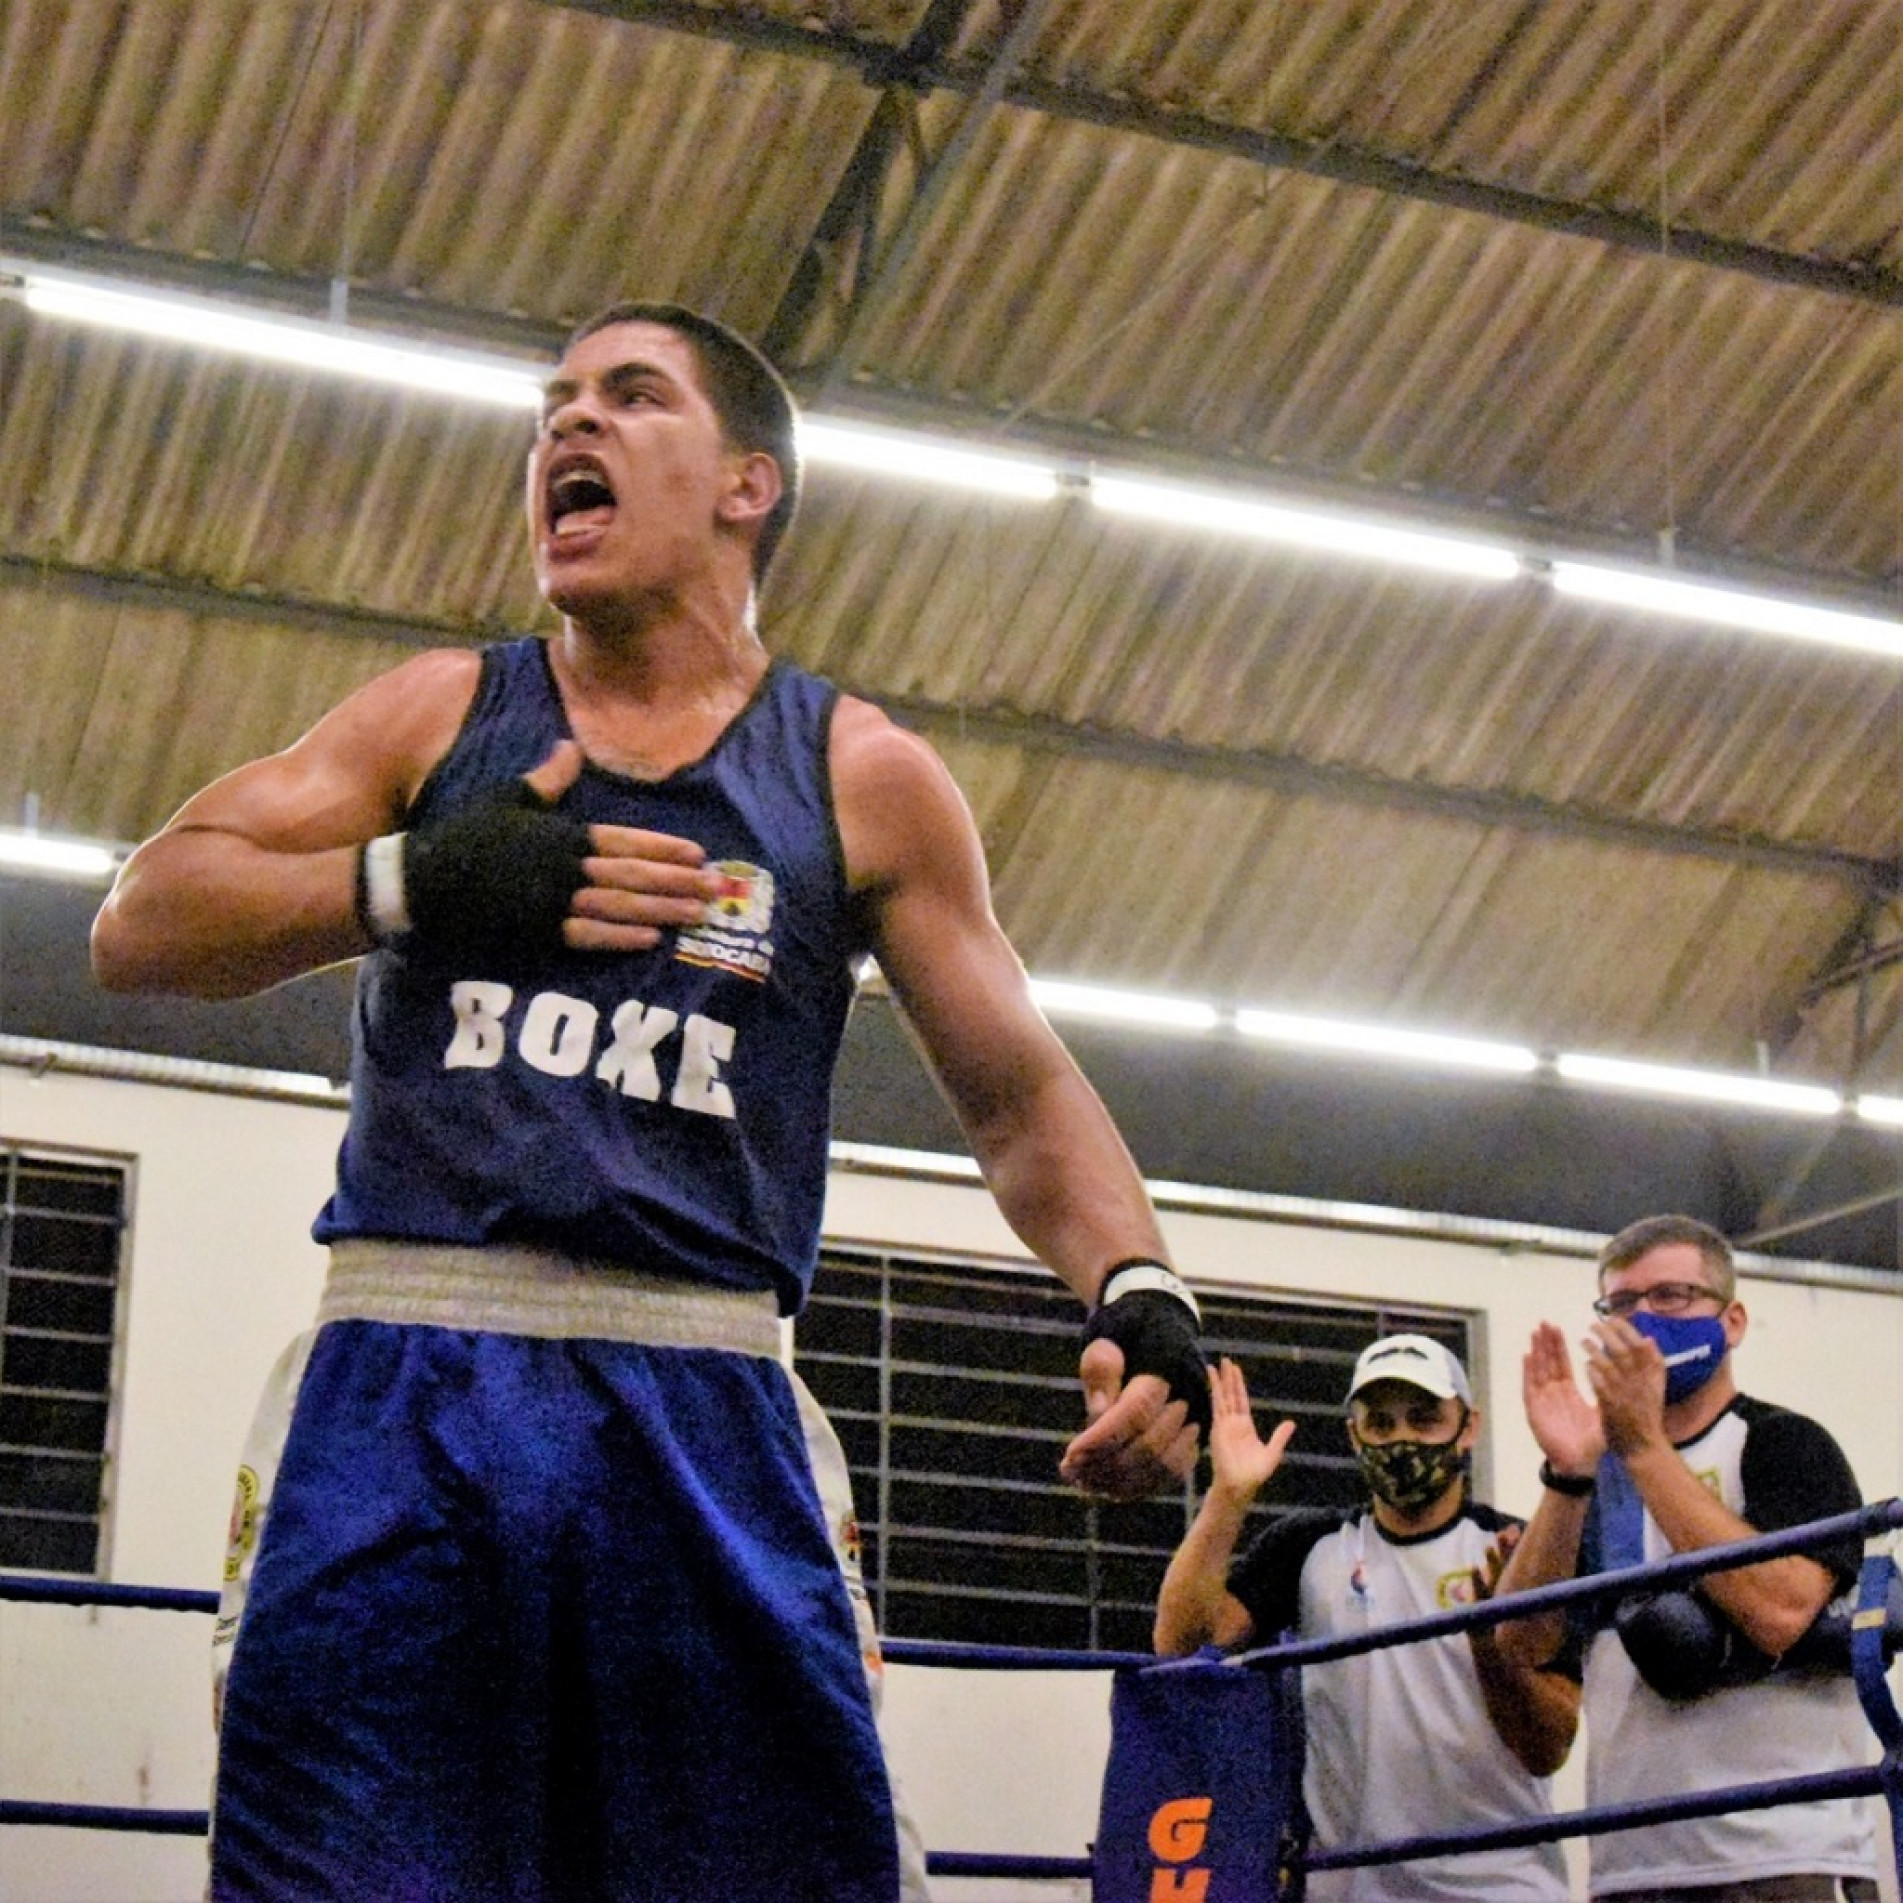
[0,1147,129,1576]
[793,1247,1473,1654]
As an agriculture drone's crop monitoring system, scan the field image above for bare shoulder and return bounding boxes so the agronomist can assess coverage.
[830,693,979,892]
[277,646,483,792]
[829,693,948,790]
[167,645,485,847]
[322,647,482,760]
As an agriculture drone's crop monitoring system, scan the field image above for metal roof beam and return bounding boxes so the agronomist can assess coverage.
[811,0,1060,403]
[557,1,1903,310]
[6,551,1887,895]
[762,0,1002,367]
[878,693,1894,895]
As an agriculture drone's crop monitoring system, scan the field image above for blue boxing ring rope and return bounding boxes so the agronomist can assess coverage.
[4,1498,1902,1890]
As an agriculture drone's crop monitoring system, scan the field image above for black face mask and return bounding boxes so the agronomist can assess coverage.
[1351,1407,1471,1511]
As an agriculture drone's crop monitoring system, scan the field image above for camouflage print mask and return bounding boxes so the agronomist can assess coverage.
[1352,1413,1471,1511]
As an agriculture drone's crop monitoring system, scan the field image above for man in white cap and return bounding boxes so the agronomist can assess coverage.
[1156,1335,1578,1900]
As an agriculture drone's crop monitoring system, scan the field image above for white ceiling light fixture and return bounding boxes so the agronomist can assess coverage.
[1555,1052,1842,1118]
[1549,560,1903,660]
[1854,1094,1903,1129]
[798,419,1061,500]
[1091,474,1523,581]
[17,265,545,411]
[19,263,1903,654]
[0,828,122,883]
[1236,1009,1539,1074]
[1029,978,1221,1032]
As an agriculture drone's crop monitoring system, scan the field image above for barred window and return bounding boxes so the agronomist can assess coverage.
[794,1247,1472,1654]
[0,1148,129,1576]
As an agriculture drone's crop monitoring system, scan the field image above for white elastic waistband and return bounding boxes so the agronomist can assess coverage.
[319,1240,783,1358]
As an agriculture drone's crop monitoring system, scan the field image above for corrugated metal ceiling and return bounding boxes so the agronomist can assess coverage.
[1,0,1898,1246]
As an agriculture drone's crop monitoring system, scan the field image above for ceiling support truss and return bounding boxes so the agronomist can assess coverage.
[560,0,1903,310]
[5,551,1890,900]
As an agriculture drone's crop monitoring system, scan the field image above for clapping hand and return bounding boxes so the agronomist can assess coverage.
[1470,1524,1520,1604]
[1580,1317,1669,1457]
[1522,1322,1605,1475]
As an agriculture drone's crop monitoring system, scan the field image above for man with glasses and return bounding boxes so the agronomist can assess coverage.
[1154,1335,1579,1900]
[1493,1214,1877,1903]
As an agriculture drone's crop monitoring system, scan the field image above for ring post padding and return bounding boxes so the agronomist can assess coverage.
[1850,1540,1903,1891]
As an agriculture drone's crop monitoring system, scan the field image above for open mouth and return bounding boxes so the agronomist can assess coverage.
[547,462,617,535]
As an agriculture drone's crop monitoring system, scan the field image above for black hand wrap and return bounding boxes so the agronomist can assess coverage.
[1082,1260,1211,1436]
[360,782,591,964]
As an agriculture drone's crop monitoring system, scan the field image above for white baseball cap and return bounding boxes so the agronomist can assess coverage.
[1346,1334,1472,1405]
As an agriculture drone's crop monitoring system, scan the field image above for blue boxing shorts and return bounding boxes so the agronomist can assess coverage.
[209,1241,906,1902]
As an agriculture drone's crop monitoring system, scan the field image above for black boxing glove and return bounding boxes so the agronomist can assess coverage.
[1779,1568,1903,1675]
[355,781,591,964]
[1613,1589,1774,1701]
[1082,1260,1211,1437]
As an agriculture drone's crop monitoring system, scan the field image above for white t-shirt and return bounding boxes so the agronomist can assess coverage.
[1576,1395,1878,1895]
[1231,1500,1572,1902]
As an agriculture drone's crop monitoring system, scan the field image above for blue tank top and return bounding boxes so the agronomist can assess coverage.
[314,637,859,1314]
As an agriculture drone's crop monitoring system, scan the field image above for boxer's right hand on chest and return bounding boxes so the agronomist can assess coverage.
[356,782,591,963]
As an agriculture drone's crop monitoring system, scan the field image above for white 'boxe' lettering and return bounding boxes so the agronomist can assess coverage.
[596,1001,682,1101]
[444,982,515,1069]
[670,1014,737,1120]
[519,992,599,1078]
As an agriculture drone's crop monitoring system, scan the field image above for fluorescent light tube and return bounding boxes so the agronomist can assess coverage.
[1550,561,1903,659]
[1236,1010,1539,1074]
[22,268,544,410]
[1854,1094,1903,1128]
[1555,1052,1841,1117]
[1091,475,1522,580]
[0,829,121,882]
[1029,978,1220,1031]
[798,420,1060,499]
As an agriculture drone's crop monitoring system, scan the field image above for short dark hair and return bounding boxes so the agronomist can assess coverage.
[565,302,801,584]
[1598,1213,1737,1303]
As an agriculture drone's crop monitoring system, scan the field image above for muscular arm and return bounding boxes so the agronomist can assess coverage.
[832,699,1191,1495]
[93,646,718,999]
[833,701,1167,1302]
[91,651,480,998]
[1490,1491,1593,1668]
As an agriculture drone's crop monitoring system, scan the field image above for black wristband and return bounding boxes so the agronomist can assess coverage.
[1083,1267,1210,1436]
[1539,1458,1597,1497]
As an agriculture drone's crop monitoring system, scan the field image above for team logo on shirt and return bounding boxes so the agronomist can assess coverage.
[223,1465,261,1584]
[676,861,776,983]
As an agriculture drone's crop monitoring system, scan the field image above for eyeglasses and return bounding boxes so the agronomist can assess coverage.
[1592,1280,1726,1320]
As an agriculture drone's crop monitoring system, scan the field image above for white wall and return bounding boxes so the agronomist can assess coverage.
[3,1064,1899,1901]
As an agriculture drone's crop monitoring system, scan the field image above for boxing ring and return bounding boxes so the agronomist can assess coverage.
[4,1498,1901,1895]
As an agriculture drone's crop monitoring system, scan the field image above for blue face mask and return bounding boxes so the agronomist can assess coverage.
[1629,1311,1728,1403]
